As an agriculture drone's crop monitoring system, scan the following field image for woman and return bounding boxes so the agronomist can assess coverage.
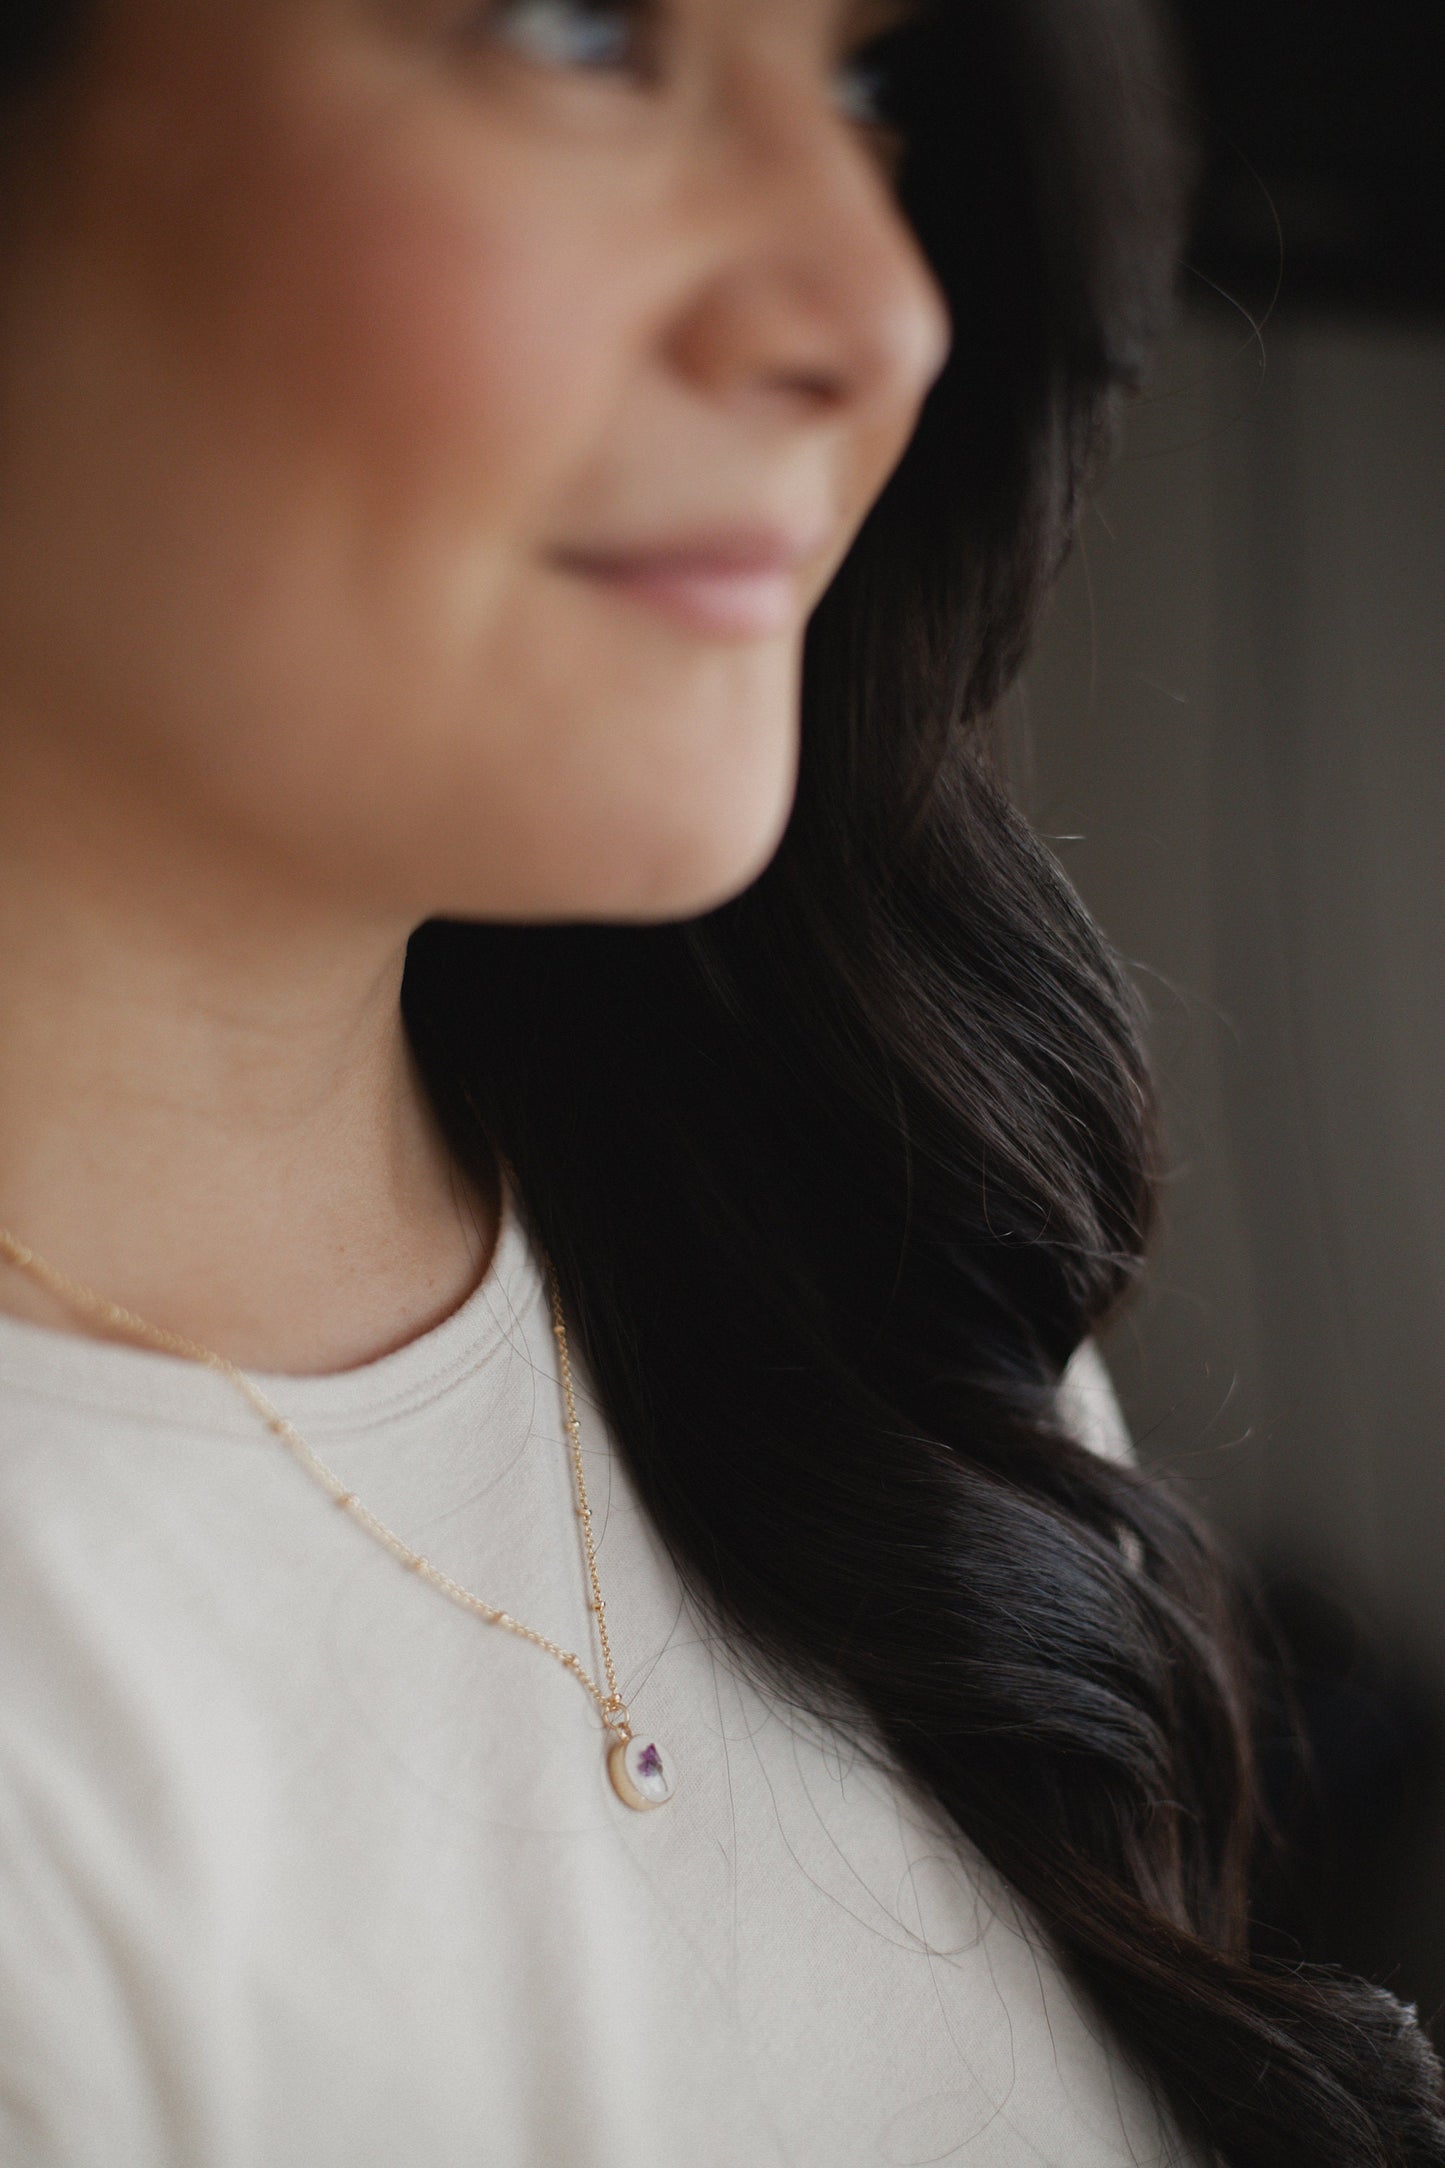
[0,1,1440,2163]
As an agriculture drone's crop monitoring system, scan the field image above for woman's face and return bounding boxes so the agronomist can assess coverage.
[0,0,949,923]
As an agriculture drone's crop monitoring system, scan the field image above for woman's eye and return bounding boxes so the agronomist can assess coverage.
[833,54,887,128]
[832,0,923,150]
[832,29,910,144]
[470,0,647,74]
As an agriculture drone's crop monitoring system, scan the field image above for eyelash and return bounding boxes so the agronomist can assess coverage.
[452,0,908,141]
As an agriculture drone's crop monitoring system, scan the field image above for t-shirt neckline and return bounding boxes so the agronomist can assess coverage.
[0,1166,545,1440]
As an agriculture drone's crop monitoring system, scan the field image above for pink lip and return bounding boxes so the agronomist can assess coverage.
[552,528,822,640]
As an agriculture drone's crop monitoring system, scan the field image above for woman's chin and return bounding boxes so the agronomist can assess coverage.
[610,785,797,922]
[429,791,796,928]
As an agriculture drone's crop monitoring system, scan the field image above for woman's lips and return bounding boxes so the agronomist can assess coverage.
[551,531,819,640]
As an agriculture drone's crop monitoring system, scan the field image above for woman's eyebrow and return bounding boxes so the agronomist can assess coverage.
[837,0,927,42]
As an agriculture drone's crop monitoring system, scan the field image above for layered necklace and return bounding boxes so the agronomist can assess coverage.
[0,1221,676,1814]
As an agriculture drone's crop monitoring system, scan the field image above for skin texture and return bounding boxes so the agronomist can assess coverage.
[0,0,949,1368]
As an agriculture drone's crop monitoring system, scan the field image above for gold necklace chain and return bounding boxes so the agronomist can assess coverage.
[0,1223,677,1812]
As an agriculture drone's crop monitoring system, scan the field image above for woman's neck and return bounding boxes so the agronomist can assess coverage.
[0,775,497,1375]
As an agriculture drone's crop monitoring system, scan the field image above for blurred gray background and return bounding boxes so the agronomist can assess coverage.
[1004,0,1445,2029]
[1013,302,1445,2020]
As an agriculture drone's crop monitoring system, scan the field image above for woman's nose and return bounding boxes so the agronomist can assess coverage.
[666,70,953,432]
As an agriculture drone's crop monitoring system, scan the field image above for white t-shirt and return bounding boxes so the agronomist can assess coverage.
[0,1176,1189,2168]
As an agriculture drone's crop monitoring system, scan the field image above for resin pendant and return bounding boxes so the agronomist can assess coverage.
[608,1734,676,1812]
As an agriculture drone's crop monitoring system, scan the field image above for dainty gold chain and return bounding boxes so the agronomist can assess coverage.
[0,1225,631,1742]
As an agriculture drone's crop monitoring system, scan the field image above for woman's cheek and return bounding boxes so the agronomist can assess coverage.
[123,24,632,530]
[213,117,635,531]
[277,193,617,519]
